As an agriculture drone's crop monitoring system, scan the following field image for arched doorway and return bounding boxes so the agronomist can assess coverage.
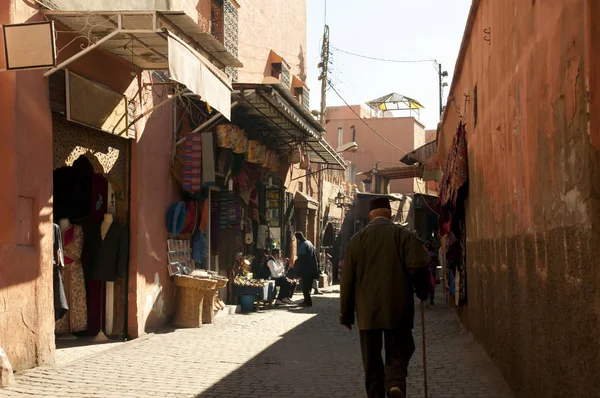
[52,116,130,344]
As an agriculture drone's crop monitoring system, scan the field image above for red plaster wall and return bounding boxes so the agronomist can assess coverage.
[435,1,600,396]
[0,1,55,371]
[0,2,180,371]
[425,129,436,143]
[325,116,423,194]
[237,0,307,82]
[129,79,178,336]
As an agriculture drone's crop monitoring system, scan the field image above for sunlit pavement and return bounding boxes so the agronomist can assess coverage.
[0,287,513,397]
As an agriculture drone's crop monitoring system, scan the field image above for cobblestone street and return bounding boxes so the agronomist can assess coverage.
[1,289,513,398]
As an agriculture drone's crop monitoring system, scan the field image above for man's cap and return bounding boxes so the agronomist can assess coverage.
[369,198,391,212]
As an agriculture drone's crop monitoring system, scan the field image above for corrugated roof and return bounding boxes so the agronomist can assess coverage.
[232,83,346,169]
[400,140,438,165]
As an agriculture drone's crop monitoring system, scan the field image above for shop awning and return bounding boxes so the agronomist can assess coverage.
[44,11,242,70]
[232,83,346,169]
[400,140,438,165]
[358,164,424,180]
[294,191,319,210]
[168,33,232,120]
[43,10,240,119]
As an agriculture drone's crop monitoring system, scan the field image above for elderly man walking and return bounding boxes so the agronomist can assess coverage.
[340,198,430,398]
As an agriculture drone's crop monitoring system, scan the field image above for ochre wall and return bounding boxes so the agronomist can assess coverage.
[433,1,600,396]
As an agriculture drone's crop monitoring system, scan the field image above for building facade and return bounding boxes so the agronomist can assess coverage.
[325,104,426,194]
[0,0,336,375]
[431,1,600,396]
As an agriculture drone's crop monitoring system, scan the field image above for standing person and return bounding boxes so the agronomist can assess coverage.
[295,231,320,307]
[424,242,439,306]
[340,198,430,398]
[266,249,296,305]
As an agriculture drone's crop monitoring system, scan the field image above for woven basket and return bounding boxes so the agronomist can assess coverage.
[174,275,217,290]
[172,276,218,328]
[215,279,228,289]
[202,289,216,324]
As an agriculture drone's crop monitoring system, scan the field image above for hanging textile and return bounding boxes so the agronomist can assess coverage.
[182,134,202,194]
[438,121,469,237]
[53,223,69,322]
[211,191,221,251]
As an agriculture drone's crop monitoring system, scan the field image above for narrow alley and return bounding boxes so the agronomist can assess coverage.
[0,290,512,398]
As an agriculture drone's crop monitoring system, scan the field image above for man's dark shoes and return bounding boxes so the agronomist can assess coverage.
[388,387,404,398]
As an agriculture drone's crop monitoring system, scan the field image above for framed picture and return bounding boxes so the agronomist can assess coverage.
[168,263,181,277]
[176,240,183,250]
[168,239,176,251]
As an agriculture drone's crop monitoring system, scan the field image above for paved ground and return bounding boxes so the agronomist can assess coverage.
[1,287,513,397]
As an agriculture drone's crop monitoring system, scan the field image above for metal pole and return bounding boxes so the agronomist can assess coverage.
[420,301,429,398]
[316,25,329,252]
[438,63,443,117]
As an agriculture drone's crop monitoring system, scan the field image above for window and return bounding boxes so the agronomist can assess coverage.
[338,127,343,147]
[271,63,282,79]
[351,125,356,142]
[298,181,303,192]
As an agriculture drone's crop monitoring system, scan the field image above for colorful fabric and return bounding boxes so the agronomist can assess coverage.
[167,202,186,236]
[182,135,202,194]
[56,225,88,333]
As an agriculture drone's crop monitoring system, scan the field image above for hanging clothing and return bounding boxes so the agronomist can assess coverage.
[55,224,88,333]
[53,223,69,322]
[82,221,129,281]
[90,173,108,223]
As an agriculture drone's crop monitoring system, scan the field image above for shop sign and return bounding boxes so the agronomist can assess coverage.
[2,21,57,71]
[66,70,130,138]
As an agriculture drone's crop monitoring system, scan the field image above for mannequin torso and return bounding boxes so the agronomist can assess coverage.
[101,214,113,240]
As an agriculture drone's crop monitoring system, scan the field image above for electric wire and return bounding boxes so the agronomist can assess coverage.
[332,46,437,64]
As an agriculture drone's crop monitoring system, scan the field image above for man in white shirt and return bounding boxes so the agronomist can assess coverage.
[266,249,296,305]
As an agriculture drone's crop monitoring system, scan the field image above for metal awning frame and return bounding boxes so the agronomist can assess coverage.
[43,10,241,78]
[233,85,346,169]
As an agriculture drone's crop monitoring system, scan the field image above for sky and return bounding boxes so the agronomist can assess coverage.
[306,0,473,130]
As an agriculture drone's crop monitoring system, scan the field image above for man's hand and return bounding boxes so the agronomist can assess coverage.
[344,324,352,331]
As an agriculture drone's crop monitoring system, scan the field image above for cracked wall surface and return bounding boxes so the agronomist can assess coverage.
[433,1,600,396]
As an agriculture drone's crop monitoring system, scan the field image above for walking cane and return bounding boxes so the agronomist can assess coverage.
[420,300,428,398]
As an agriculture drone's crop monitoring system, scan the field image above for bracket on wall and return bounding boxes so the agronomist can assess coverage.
[483,27,491,46]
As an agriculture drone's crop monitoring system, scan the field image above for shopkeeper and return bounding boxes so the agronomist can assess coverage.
[266,249,296,305]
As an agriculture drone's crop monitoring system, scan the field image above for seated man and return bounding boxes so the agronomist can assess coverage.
[266,249,296,305]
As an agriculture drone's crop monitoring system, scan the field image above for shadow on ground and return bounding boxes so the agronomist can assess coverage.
[195,292,514,398]
[195,295,365,398]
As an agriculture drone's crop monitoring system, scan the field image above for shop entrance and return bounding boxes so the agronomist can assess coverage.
[52,115,130,350]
